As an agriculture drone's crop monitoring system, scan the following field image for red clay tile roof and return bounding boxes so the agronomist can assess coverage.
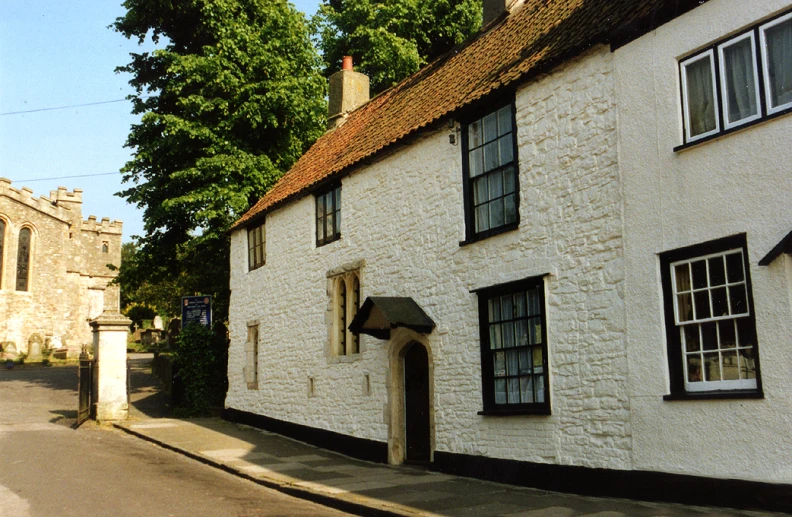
[234,0,695,229]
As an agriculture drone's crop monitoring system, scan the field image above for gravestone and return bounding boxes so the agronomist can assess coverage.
[27,334,44,360]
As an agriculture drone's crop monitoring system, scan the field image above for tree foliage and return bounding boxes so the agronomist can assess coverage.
[113,0,327,322]
[116,242,183,318]
[313,0,482,94]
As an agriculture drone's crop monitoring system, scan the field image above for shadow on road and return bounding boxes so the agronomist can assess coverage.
[0,364,78,392]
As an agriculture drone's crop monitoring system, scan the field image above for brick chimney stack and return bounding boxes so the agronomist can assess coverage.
[483,0,517,27]
[327,56,370,130]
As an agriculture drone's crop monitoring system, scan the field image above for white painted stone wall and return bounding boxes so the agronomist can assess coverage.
[228,46,631,470]
[614,0,792,483]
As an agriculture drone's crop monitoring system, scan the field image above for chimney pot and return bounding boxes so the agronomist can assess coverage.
[342,56,353,71]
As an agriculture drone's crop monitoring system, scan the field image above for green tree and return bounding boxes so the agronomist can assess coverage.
[313,0,482,94]
[113,0,327,323]
[115,241,184,318]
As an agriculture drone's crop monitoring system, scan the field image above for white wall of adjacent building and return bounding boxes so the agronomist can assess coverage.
[614,0,792,483]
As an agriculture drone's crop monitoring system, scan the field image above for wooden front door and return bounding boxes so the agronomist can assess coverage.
[404,342,430,463]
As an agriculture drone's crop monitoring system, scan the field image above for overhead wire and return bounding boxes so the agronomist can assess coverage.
[0,95,152,116]
[10,172,122,183]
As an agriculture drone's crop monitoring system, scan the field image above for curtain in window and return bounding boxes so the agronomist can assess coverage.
[16,227,31,291]
[685,57,717,136]
[723,38,758,123]
[766,19,792,108]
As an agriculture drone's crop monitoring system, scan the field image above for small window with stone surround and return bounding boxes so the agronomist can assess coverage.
[101,241,109,254]
[244,323,259,389]
[330,269,360,357]
[660,234,763,399]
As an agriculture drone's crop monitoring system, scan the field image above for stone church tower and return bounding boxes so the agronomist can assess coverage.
[0,178,122,358]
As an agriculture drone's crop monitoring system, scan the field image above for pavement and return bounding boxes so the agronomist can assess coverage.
[117,355,790,517]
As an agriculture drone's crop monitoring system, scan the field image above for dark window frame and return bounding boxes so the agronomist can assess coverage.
[675,7,792,151]
[460,99,520,245]
[659,234,764,400]
[316,185,341,247]
[247,220,266,271]
[476,275,551,415]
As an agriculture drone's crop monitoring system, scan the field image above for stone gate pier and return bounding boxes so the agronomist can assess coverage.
[90,310,131,421]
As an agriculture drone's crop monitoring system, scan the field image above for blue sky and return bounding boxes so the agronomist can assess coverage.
[0,0,321,242]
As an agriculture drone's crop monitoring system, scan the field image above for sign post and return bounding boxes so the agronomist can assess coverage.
[181,296,212,329]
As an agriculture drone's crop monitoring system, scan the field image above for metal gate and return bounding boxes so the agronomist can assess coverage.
[76,350,93,427]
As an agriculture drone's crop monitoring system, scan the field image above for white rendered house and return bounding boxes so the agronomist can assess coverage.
[226,0,792,510]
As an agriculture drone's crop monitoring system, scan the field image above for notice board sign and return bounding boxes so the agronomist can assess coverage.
[182,296,212,329]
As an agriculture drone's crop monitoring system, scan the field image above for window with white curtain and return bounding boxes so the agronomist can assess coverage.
[476,276,550,414]
[681,51,720,141]
[679,9,792,146]
[760,12,792,114]
[718,33,761,129]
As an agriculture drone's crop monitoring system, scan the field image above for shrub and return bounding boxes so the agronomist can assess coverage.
[125,304,157,329]
[174,324,226,416]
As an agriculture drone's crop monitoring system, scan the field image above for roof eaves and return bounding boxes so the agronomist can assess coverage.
[609,0,711,51]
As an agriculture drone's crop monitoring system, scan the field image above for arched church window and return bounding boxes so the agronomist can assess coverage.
[16,227,31,291]
[0,219,5,289]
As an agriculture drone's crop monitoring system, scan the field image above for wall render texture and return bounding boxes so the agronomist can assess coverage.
[228,47,632,471]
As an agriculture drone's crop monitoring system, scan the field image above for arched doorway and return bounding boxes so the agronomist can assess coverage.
[403,342,430,463]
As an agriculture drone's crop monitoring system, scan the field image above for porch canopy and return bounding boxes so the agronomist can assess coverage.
[759,227,792,266]
[349,297,435,339]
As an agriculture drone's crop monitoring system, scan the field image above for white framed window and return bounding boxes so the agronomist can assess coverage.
[678,9,792,147]
[718,32,762,129]
[681,50,720,142]
[760,12,792,115]
[660,235,761,397]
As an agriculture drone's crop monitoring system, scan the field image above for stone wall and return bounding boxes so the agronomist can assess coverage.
[0,179,122,357]
[227,46,631,470]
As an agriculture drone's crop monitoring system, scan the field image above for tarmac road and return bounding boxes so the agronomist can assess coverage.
[0,364,351,517]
